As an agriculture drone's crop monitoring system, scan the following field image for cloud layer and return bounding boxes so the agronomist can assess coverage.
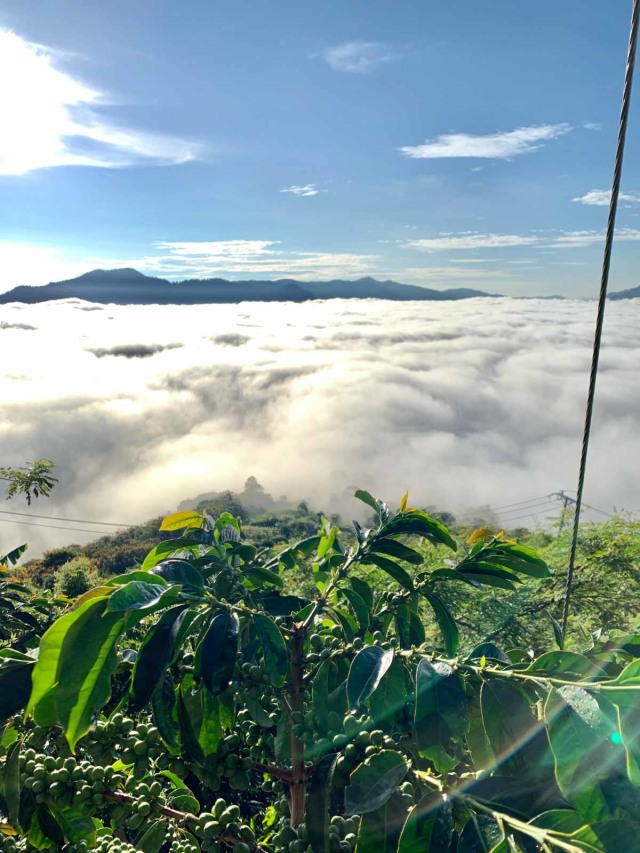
[0,29,201,175]
[400,124,571,160]
[1,298,638,555]
[322,41,401,73]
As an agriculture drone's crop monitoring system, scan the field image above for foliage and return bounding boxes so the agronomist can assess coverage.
[428,513,640,653]
[0,460,57,504]
[53,558,102,600]
[2,490,639,851]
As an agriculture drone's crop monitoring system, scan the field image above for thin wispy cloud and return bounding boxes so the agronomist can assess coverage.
[106,240,379,281]
[573,189,640,206]
[399,124,571,160]
[583,121,602,131]
[280,184,319,197]
[0,29,202,175]
[404,234,539,251]
[403,228,640,252]
[321,41,401,74]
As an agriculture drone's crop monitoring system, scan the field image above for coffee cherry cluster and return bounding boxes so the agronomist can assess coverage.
[119,722,162,779]
[94,836,137,853]
[0,836,20,853]
[82,712,135,764]
[271,813,360,853]
[111,777,166,830]
[192,798,255,852]
[22,751,124,809]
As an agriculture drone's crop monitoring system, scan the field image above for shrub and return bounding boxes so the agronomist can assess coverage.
[53,556,101,598]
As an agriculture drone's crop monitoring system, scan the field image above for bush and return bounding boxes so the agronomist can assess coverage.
[2,491,640,853]
[53,556,101,598]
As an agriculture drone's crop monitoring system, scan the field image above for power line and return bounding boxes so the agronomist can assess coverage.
[490,495,553,512]
[0,517,118,536]
[0,509,132,527]
[563,0,640,633]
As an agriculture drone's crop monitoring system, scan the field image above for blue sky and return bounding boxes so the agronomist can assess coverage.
[1,0,639,296]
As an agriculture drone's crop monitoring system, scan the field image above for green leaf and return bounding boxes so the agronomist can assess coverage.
[0,544,27,567]
[150,559,205,590]
[347,646,394,710]
[457,565,521,590]
[306,753,337,853]
[361,554,414,591]
[526,652,605,680]
[355,793,411,853]
[178,675,222,760]
[467,643,511,665]
[572,819,640,853]
[489,542,550,578]
[422,591,459,656]
[354,490,384,520]
[4,741,21,830]
[369,659,410,731]
[415,659,467,754]
[48,804,96,846]
[151,672,181,753]
[130,605,188,710]
[380,509,457,551]
[312,660,331,734]
[457,815,503,852]
[141,539,205,570]
[351,577,374,608]
[241,565,284,589]
[339,588,370,633]
[397,793,453,853]
[105,571,168,588]
[481,680,555,782]
[370,538,424,565]
[394,603,425,650]
[28,596,125,750]
[345,750,408,814]
[136,819,168,853]
[262,593,310,617]
[159,511,204,532]
[195,611,239,696]
[0,659,33,725]
[254,613,288,688]
[545,686,620,822]
[107,581,168,612]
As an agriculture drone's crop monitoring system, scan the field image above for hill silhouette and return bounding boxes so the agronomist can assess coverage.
[0,268,495,305]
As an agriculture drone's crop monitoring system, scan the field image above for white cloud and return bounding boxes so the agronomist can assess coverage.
[1,298,638,557]
[583,121,602,131]
[403,234,539,251]
[399,123,571,160]
[280,184,319,197]
[402,228,640,253]
[573,189,640,206]
[550,228,640,248]
[322,41,400,73]
[0,29,201,175]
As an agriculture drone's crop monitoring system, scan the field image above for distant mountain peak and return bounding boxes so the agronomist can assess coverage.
[0,268,497,306]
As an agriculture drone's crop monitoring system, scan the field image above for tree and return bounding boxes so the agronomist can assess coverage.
[2,491,640,852]
[0,459,57,504]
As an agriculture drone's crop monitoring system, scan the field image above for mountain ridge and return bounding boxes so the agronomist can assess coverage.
[0,268,498,305]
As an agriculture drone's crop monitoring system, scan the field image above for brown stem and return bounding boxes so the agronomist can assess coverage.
[252,761,294,782]
[103,790,268,853]
[289,622,306,827]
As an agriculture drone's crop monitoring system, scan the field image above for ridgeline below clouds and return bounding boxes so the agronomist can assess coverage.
[0,268,497,304]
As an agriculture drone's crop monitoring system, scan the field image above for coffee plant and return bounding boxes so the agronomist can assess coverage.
[2,490,640,852]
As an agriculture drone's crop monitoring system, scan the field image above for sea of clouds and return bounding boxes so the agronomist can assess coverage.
[0,296,638,554]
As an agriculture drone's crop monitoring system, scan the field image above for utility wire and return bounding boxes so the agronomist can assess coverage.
[0,508,132,527]
[0,517,118,535]
[562,0,640,634]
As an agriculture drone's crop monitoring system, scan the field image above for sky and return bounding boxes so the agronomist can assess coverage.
[1,1,640,296]
[1,297,638,554]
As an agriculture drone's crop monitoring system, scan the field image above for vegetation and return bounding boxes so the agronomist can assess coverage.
[1,490,640,852]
